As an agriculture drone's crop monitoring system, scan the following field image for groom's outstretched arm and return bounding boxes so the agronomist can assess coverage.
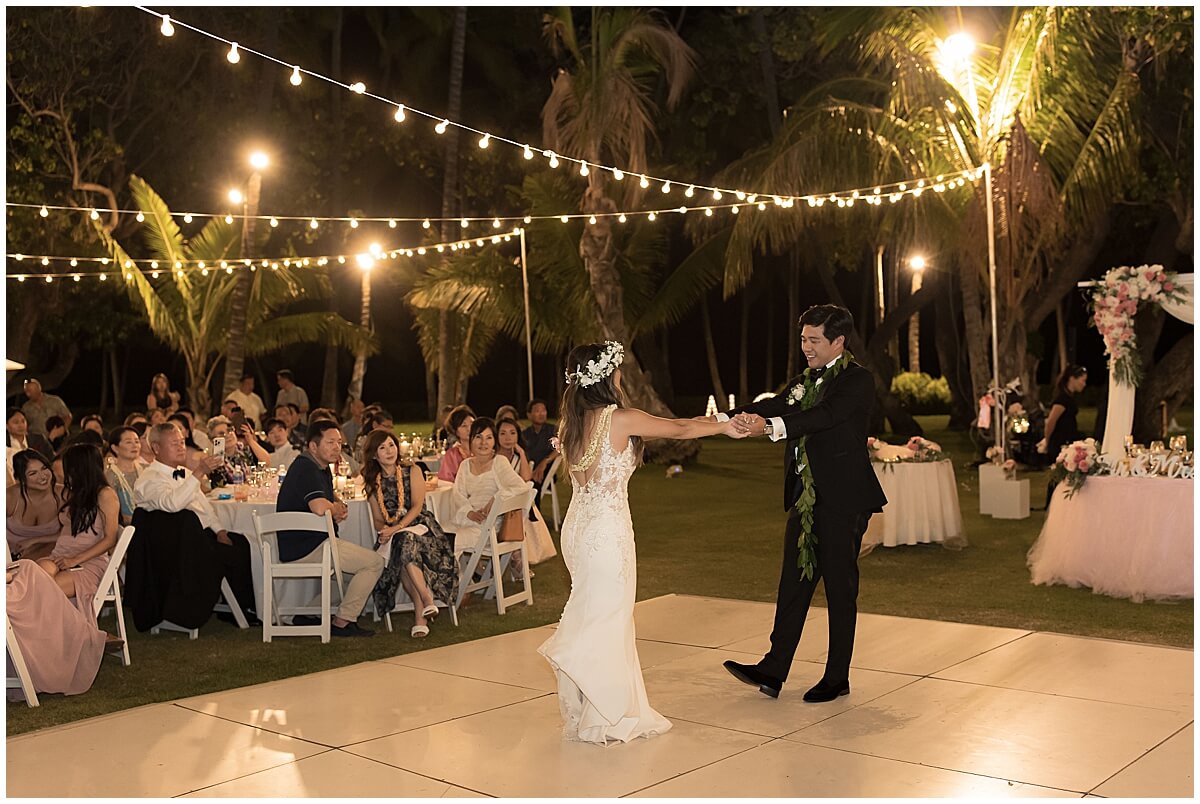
[777,370,875,437]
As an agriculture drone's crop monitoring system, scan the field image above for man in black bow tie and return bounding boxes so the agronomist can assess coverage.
[713,305,887,702]
[133,422,260,626]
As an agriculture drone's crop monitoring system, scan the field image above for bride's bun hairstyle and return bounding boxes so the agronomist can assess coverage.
[558,342,643,468]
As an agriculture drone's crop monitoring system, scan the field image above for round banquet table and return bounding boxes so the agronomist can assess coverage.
[1027,475,1193,602]
[861,460,966,555]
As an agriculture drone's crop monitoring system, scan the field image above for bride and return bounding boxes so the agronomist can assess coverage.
[538,341,746,744]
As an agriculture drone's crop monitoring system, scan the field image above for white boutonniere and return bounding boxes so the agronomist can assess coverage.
[786,383,804,406]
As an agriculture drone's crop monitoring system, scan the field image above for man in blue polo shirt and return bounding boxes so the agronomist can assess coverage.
[276,419,383,637]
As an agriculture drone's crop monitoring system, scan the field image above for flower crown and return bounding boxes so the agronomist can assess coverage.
[565,341,624,387]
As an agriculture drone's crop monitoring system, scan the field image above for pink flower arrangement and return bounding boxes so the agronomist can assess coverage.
[1051,438,1107,498]
[1092,265,1187,387]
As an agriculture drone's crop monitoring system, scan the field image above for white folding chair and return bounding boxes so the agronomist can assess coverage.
[455,487,536,615]
[253,511,344,643]
[150,577,249,639]
[6,613,38,707]
[539,455,564,531]
[92,525,135,666]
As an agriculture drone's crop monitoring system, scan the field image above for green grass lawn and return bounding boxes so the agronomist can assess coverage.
[8,414,1192,736]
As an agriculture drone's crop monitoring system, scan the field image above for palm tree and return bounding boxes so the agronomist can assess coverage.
[541,8,698,458]
[92,175,376,415]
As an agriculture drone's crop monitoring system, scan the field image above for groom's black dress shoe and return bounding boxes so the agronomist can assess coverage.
[803,678,850,703]
[723,661,783,699]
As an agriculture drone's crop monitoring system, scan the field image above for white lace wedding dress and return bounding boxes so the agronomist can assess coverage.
[538,405,672,744]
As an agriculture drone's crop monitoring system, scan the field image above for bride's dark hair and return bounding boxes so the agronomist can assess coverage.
[557,343,643,468]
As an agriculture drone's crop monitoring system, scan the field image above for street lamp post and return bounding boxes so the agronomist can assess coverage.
[220,150,270,405]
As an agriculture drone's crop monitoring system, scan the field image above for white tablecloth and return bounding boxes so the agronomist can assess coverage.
[862,460,966,554]
[1027,476,1193,602]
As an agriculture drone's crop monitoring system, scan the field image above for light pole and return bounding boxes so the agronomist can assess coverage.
[518,227,534,403]
[347,247,377,404]
[221,149,270,403]
[906,255,926,373]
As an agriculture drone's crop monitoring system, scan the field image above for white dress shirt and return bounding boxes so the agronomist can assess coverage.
[133,460,221,533]
[226,389,267,429]
[720,355,844,446]
[268,443,299,470]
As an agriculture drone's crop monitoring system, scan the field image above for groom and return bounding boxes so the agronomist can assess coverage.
[717,304,886,702]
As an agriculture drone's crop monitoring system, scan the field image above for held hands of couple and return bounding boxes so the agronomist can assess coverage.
[731,413,767,437]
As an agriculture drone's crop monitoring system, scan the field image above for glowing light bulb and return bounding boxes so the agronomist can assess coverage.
[731,205,740,214]
[435,119,449,134]
[523,215,532,224]
[225,266,233,274]
[639,174,650,189]
[579,162,590,177]
[151,271,160,279]
[349,218,359,229]
[560,215,569,223]
[16,275,25,282]
[290,65,302,86]
[736,191,746,201]
[41,258,49,266]
[160,14,174,36]
[349,82,366,94]
[73,274,81,282]
[269,217,279,227]
[493,218,502,229]
[478,133,490,149]
[201,267,209,276]
[612,168,624,181]
[183,213,193,223]
[618,213,627,223]
[39,205,49,218]
[647,212,657,221]
[684,185,695,198]
[388,219,397,228]
[461,218,469,228]
[393,104,405,122]
[310,218,319,229]
[712,189,723,200]
[227,43,240,64]
[523,145,534,160]
[224,214,233,224]
[548,152,560,169]
[99,273,107,281]
[13,255,22,261]
[45,276,53,283]
[422,218,431,229]
[758,202,767,211]
[661,181,672,193]
[89,209,100,221]
[588,215,597,225]
[136,211,146,222]
[70,258,78,267]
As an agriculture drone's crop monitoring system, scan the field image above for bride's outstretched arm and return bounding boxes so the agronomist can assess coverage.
[613,408,749,442]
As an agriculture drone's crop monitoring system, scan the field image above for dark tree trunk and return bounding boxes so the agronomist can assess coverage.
[786,251,800,378]
[738,292,750,404]
[321,343,339,412]
[934,272,974,429]
[700,298,727,410]
[763,278,775,392]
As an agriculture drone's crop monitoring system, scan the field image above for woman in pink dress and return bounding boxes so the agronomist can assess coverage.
[6,449,62,562]
[35,444,119,617]
[437,406,476,482]
[7,559,106,700]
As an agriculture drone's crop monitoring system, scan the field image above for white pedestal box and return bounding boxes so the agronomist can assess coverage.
[991,478,1030,519]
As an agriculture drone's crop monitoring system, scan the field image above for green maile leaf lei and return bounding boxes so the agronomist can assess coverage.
[789,351,853,581]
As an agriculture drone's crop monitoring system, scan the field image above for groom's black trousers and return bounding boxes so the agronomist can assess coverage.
[758,502,871,684]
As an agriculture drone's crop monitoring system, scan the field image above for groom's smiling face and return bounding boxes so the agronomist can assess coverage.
[800,324,845,369]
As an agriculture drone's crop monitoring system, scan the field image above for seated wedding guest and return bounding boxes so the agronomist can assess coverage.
[363,429,458,639]
[105,426,145,527]
[275,420,382,637]
[36,443,118,617]
[206,415,268,488]
[437,406,476,482]
[7,450,62,562]
[275,369,310,422]
[523,399,560,488]
[6,559,106,702]
[341,396,365,447]
[176,406,211,451]
[495,417,557,574]
[131,421,155,465]
[123,411,148,427]
[167,412,216,480]
[351,404,383,463]
[450,417,529,556]
[146,373,181,416]
[22,378,72,437]
[147,408,168,427]
[264,418,300,470]
[308,407,339,424]
[132,423,259,626]
[495,405,521,425]
[79,414,105,436]
[65,429,105,450]
[309,407,361,474]
[7,408,53,484]
[226,374,267,430]
[45,415,69,454]
[274,403,306,449]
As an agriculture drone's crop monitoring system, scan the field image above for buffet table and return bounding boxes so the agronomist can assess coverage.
[861,460,966,555]
[1027,475,1193,602]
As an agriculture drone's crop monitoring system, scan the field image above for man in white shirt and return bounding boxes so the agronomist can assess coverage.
[264,418,299,470]
[226,374,267,430]
[134,422,260,625]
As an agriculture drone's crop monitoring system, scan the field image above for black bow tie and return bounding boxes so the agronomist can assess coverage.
[172,468,186,480]
[808,366,827,379]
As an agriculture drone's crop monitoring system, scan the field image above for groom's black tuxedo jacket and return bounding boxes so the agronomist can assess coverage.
[732,362,887,514]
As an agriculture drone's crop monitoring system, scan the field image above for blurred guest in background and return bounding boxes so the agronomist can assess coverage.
[146,373,180,416]
[79,415,105,436]
[22,378,72,437]
[275,369,310,423]
[226,374,267,430]
[264,418,300,470]
[45,415,69,454]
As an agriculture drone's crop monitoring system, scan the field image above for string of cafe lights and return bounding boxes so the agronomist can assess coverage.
[135,6,984,209]
[7,165,982,234]
[5,229,523,282]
